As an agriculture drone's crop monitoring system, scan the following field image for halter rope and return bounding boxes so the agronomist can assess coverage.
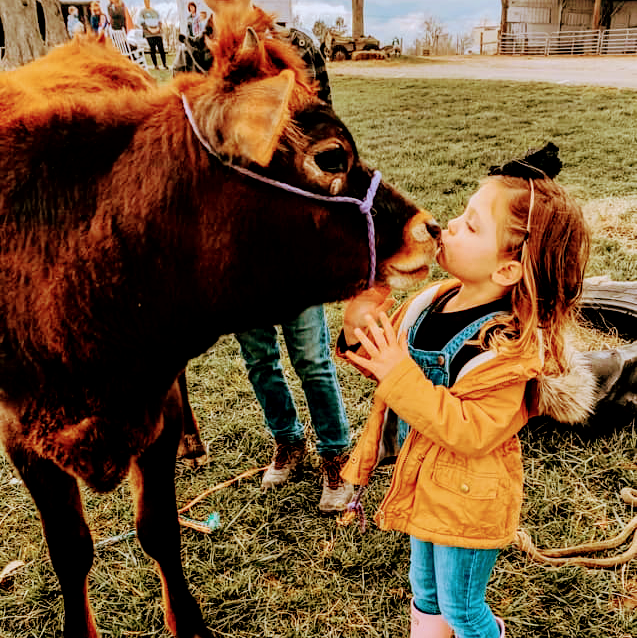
[181,94,380,288]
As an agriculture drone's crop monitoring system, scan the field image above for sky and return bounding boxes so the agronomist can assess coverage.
[125,0,500,47]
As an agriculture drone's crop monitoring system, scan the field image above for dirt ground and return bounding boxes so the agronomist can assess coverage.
[328,55,637,89]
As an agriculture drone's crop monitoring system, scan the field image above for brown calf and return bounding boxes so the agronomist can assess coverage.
[0,11,439,638]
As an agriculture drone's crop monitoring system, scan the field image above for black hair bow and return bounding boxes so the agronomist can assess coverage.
[488,142,562,180]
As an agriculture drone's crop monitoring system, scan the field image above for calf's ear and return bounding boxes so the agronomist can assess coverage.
[194,69,295,166]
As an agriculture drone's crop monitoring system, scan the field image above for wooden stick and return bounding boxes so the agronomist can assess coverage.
[178,465,268,514]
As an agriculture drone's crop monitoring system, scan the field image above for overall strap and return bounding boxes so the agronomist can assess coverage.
[440,311,503,363]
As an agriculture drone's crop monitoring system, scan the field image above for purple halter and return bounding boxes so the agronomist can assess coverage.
[181,94,380,288]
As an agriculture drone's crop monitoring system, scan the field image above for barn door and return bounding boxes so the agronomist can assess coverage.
[0,0,67,69]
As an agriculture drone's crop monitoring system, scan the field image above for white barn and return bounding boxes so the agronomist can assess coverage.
[502,0,637,34]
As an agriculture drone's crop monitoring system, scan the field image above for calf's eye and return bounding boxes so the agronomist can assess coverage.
[314,147,348,174]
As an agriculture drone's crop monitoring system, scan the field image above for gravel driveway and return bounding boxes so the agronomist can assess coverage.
[328,55,637,90]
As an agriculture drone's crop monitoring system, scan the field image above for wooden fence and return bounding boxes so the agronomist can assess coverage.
[500,27,637,55]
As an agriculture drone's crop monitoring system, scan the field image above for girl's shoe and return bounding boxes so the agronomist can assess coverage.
[410,599,453,638]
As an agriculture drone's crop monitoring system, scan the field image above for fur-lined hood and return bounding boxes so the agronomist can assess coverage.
[533,346,598,424]
[534,339,637,424]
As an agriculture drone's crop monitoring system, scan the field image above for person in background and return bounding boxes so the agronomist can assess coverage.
[89,1,108,35]
[138,0,168,70]
[108,0,127,32]
[183,0,353,513]
[197,11,208,36]
[186,2,199,37]
[66,6,81,38]
[339,144,591,638]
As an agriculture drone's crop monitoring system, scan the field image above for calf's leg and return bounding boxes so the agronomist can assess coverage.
[129,386,211,638]
[176,370,208,465]
[6,440,98,638]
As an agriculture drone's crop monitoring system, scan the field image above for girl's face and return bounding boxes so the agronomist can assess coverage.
[438,180,514,286]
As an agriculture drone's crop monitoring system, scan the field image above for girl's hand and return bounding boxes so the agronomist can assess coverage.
[345,312,409,382]
[343,285,395,345]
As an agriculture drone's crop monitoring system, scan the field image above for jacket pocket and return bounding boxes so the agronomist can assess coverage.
[432,462,499,500]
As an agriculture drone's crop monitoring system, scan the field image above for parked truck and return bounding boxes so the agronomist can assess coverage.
[320,28,381,61]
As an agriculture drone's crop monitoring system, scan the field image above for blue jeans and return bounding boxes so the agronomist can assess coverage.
[410,537,501,638]
[235,305,349,457]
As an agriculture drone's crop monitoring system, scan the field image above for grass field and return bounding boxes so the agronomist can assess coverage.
[1,76,636,637]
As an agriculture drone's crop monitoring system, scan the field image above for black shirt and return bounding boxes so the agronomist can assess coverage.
[412,287,512,384]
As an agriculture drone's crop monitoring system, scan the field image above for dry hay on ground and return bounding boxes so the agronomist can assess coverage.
[568,321,629,352]
[584,196,637,253]
[570,196,637,351]
[351,50,387,61]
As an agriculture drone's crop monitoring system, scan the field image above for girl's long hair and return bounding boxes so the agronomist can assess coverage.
[478,175,590,375]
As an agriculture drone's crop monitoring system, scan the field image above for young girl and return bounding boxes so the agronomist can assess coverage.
[339,143,591,638]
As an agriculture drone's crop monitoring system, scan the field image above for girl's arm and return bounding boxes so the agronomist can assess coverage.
[347,313,535,457]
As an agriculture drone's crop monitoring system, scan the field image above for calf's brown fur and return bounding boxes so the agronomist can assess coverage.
[0,14,438,638]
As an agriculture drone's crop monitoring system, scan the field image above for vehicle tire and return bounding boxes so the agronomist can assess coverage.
[579,277,637,340]
[332,47,348,61]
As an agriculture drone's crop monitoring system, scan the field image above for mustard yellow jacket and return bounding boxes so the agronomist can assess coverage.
[340,280,543,549]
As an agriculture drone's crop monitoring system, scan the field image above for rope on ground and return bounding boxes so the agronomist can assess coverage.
[514,487,637,568]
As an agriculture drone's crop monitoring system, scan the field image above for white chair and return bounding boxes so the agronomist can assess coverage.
[108,29,149,71]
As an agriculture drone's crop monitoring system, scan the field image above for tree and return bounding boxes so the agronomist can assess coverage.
[457,31,472,54]
[352,0,364,38]
[334,16,347,34]
[422,16,447,55]
[0,0,67,69]
[312,20,329,41]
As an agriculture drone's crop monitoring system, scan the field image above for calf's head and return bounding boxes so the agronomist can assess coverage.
[176,11,440,299]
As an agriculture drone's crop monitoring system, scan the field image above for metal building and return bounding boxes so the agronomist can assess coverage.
[503,0,637,34]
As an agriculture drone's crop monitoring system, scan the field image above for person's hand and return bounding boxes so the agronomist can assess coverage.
[343,285,395,345]
[345,312,409,382]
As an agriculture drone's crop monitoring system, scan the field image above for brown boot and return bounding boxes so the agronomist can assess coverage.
[261,440,306,489]
[319,453,355,513]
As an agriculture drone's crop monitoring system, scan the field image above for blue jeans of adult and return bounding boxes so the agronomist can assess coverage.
[410,537,501,638]
[235,305,349,457]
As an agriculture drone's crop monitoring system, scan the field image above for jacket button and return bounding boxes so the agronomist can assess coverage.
[437,355,445,365]
[460,483,470,493]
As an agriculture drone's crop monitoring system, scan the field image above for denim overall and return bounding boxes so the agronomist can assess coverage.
[396,307,501,447]
[403,304,505,638]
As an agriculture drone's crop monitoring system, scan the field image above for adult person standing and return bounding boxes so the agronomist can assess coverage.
[108,0,127,31]
[89,1,107,35]
[186,1,199,37]
[138,0,168,69]
[185,0,353,513]
[66,5,81,38]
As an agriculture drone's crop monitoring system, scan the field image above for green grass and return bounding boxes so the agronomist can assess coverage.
[1,77,636,637]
